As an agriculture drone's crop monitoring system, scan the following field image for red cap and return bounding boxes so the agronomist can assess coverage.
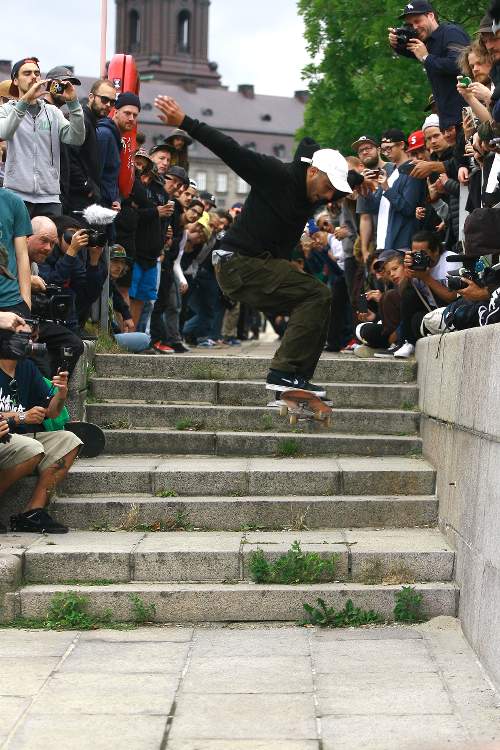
[407,130,425,152]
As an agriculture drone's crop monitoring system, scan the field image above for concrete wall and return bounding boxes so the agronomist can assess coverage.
[416,325,500,689]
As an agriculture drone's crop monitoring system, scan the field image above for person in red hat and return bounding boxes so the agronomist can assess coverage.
[407,130,429,161]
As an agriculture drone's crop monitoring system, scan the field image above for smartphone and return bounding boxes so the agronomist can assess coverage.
[462,106,474,119]
[357,294,368,313]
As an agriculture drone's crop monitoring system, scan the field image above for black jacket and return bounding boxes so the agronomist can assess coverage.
[181,115,333,261]
[68,106,102,211]
[130,175,163,269]
[396,23,470,129]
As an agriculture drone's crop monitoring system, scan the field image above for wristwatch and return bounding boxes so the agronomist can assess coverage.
[18,412,26,423]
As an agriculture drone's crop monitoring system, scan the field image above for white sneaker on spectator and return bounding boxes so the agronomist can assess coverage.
[393,341,415,358]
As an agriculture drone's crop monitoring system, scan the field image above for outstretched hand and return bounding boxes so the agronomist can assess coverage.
[155,96,185,127]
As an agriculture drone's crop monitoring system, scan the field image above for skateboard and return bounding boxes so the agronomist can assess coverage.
[107,54,140,198]
[65,422,106,458]
[271,389,333,427]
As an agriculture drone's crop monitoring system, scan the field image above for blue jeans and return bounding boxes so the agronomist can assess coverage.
[183,269,219,342]
[114,332,151,352]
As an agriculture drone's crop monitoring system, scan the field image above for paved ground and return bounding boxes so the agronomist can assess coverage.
[0,617,499,749]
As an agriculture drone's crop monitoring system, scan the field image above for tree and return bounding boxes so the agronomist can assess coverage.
[297,0,483,154]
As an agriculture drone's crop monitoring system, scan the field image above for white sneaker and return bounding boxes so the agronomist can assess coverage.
[393,341,415,358]
[373,344,398,359]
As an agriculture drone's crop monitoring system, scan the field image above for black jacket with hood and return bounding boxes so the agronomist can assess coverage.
[68,105,102,211]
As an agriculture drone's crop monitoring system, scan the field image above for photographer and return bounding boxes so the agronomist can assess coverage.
[388,2,470,132]
[38,216,107,333]
[0,58,85,218]
[395,230,460,357]
[0,347,81,534]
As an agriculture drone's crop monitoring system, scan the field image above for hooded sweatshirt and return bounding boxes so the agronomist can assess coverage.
[0,98,85,204]
[181,116,348,261]
[96,117,122,206]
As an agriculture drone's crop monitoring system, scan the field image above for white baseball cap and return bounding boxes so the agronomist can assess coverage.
[422,114,440,131]
[301,149,352,194]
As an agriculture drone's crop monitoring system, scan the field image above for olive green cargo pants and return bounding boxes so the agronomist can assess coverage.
[215,253,331,378]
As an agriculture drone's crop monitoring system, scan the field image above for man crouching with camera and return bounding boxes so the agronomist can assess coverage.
[0,323,81,534]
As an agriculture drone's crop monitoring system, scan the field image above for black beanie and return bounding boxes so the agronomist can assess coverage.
[116,92,141,111]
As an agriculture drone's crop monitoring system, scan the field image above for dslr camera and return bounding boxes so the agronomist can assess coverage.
[31,284,73,322]
[47,80,68,96]
[0,328,47,360]
[63,228,106,248]
[394,25,417,49]
[410,251,432,271]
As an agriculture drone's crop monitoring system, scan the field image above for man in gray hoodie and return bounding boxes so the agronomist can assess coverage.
[0,58,85,218]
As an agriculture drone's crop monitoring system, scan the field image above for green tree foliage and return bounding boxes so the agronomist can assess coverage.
[297,0,482,154]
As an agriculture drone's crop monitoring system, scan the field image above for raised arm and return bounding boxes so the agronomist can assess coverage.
[155,95,286,187]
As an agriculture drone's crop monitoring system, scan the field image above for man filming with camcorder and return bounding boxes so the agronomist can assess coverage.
[0,320,82,535]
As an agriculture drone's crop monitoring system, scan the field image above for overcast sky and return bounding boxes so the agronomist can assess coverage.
[0,0,310,97]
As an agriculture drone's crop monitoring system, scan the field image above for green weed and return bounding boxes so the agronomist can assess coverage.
[155,488,178,498]
[175,418,204,431]
[101,419,131,430]
[261,414,274,431]
[249,541,339,584]
[299,598,385,628]
[394,586,425,623]
[129,594,156,624]
[275,438,302,458]
[95,331,124,354]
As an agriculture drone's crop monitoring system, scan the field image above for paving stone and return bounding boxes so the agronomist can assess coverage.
[0,658,60,697]
[321,714,468,750]
[58,639,190,673]
[311,638,434,674]
[192,627,309,657]
[181,655,313,694]
[167,742,320,750]
[317,671,453,715]
[0,697,31,737]
[29,672,179,715]
[6,715,168,750]
[168,693,317,740]
[79,626,193,642]
[0,631,76,657]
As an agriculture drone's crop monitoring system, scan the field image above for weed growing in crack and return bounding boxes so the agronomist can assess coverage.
[394,586,425,623]
[299,598,385,628]
[129,594,156,623]
[249,541,339,584]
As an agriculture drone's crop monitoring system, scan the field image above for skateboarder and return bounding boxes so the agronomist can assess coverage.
[155,96,358,397]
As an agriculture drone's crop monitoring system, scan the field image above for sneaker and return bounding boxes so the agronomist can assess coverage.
[10,509,68,534]
[224,337,241,346]
[393,341,415,358]
[340,339,358,353]
[265,370,327,398]
[353,345,378,358]
[197,339,215,348]
[167,342,191,353]
[152,341,175,354]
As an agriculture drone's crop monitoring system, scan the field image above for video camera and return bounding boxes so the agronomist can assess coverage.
[31,284,73,323]
[0,327,47,360]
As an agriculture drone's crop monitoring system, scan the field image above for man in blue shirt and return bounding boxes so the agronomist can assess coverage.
[388,1,470,129]
[0,188,32,312]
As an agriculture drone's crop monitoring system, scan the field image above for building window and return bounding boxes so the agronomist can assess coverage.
[196,172,207,191]
[129,10,141,50]
[216,173,228,193]
[178,11,191,53]
[236,177,248,195]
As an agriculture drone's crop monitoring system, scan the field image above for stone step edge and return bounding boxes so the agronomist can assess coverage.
[54,493,437,503]
[88,403,418,417]
[99,429,422,442]
[11,582,459,622]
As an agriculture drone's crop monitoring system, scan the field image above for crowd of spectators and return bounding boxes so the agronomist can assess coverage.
[1,0,500,531]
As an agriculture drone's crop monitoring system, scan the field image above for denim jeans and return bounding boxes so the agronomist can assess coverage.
[114,332,151,353]
[182,269,219,342]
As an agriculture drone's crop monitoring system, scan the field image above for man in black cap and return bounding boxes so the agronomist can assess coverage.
[0,58,85,218]
[149,143,175,178]
[199,191,217,211]
[388,2,469,130]
[96,91,141,209]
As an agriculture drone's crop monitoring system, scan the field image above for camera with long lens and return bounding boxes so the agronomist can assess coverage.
[447,267,480,291]
[446,253,495,291]
[0,329,47,360]
[410,251,432,271]
[394,25,417,49]
[31,284,73,322]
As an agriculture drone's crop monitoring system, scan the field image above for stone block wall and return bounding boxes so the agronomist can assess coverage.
[417,325,500,688]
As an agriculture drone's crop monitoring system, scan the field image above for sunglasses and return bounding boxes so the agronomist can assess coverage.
[95,94,116,106]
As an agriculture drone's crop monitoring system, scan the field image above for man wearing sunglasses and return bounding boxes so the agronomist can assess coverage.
[68,78,118,213]
[0,57,85,219]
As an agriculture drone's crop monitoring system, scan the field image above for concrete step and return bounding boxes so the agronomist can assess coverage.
[94,354,417,384]
[13,581,458,622]
[86,403,420,436]
[90,377,419,410]
[52,494,438,531]
[99,429,422,457]
[12,528,453,585]
[58,456,436,497]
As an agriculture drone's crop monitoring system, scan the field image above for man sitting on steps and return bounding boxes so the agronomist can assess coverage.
[155,95,362,397]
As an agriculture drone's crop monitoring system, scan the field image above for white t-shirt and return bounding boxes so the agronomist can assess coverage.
[376,168,399,249]
[327,234,345,271]
[414,250,462,307]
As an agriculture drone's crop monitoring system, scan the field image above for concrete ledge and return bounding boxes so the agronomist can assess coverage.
[417,324,500,689]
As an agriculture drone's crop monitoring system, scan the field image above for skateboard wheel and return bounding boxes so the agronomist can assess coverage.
[289,414,298,426]
[279,405,288,417]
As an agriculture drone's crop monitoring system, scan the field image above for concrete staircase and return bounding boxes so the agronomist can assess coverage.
[0,349,458,623]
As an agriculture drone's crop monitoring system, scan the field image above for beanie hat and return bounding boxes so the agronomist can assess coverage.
[422,114,440,131]
[116,92,141,111]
